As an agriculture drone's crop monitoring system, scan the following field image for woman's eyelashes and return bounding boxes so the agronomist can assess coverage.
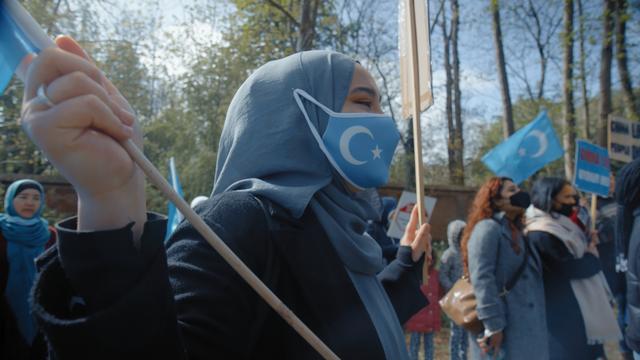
[355,101,371,109]
[354,99,373,110]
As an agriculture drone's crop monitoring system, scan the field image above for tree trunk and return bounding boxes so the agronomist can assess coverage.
[527,0,548,101]
[597,0,615,147]
[536,43,548,101]
[577,0,590,138]
[451,0,464,185]
[491,0,514,138]
[615,0,640,120]
[296,0,318,51]
[441,3,456,184]
[562,0,576,180]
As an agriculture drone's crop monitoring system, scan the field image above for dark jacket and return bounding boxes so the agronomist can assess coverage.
[1,227,55,360]
[596,197,626,295]
[626,208,640,352]
[31,191,426,359]
[528,230,605,360]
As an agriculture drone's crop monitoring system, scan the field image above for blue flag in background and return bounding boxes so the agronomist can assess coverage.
[0,1,40,93]
[482,111,564,184]
[165,157,184,241]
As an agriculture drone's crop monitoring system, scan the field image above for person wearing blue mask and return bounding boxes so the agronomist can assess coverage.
[18,36,431,359]
[1,179,55,359]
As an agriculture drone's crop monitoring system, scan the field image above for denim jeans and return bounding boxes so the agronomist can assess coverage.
[450,324,468,360]
[409,332,434,360]
[633,351,640,360]
[616,293,631,353]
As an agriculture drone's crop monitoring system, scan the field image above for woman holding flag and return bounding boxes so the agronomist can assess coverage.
[16,36,431,359]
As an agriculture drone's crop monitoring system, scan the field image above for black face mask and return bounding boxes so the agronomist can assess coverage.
[509,191,531,209]
[556,203,575,216]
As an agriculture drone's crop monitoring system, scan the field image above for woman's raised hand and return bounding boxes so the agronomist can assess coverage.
[19,36,146,237]
[400,204,432,263]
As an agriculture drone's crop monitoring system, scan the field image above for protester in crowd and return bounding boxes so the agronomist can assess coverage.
[405,248,441,360]
[462,177,547,360]
[364,191,400,264]
[439,219,468,360]
[615,158,640,360]
[597,175,632,360]
[19,37,431,359]
[1,179,56,359]
[526,177,621,360]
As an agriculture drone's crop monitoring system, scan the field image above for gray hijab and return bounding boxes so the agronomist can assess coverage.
[212,50,408,359]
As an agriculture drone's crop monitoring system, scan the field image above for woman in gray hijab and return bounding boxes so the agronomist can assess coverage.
[20,36,431,359]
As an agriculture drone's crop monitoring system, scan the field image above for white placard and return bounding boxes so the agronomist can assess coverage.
[386,191,437,239]
[608,115,640,163]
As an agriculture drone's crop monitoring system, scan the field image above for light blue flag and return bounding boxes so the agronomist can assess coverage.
[165,157,184,240]
[0,0,41,93]
[482,111,564,184]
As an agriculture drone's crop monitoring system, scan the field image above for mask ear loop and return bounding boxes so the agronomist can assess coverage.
[293,88,340,117]
[292,89,336,159]
[292,89,365,191]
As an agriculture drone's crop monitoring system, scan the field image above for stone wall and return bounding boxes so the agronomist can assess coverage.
[0,174,478,242]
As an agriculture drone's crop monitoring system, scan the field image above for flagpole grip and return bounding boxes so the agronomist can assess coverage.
[407,0,426,225]
[121,140,340,360]
[590,193,597,232]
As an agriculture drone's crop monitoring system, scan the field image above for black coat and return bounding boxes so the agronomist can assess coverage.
[528,230,605,360]
[596,197,626,295]
[1,229,52,360]
[32,191,426,359]
[626,208,640,353]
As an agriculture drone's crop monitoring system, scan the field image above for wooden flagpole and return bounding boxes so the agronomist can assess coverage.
[590,194,598,231]
[407,0,426,225]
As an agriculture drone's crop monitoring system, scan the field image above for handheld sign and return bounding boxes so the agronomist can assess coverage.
[399,0,433,225]
[574,140,611,197]
[387,191,437,239]
[574,140,611,231]
[608,115,640,163]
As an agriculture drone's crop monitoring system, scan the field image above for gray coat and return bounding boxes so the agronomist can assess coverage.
[439,220,466,292]
[467,213,548,360]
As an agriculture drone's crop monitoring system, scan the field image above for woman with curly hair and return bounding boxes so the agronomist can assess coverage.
[462,177,548,360]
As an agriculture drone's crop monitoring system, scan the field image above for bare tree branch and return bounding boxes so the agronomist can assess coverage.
[265,0,300,27]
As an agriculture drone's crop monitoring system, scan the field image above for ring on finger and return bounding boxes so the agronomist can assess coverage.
[34,84,55,109]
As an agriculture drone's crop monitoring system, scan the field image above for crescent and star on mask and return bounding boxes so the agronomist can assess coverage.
[339,126,383,166]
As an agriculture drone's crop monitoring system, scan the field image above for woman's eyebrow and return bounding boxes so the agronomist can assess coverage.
[350,86,377,97]
[350,86,382,102]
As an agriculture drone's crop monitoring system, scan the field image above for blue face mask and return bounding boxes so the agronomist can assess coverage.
[293,89,400,190]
